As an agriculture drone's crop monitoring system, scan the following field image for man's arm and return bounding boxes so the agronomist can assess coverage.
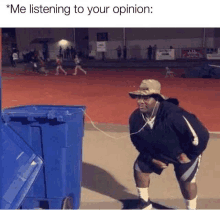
[169,112,209,159]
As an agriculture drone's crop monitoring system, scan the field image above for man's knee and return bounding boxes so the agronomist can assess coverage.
[178,176,197,185]
[178,180,197,191]
[133,162,151,178]
[134,161,142,172]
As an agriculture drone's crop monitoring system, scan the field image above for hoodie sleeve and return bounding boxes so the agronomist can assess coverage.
[169,112,210,159]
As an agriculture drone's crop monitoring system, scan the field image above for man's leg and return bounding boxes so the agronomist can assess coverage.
[179,181,197,210]
[175,155,201,210]
[178,181,197,200]
[134,168,150,188]
[134,168,151,202]
[133,160,153,209]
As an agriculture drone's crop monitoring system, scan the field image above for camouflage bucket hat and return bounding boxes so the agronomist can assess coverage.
[129,79,165,99]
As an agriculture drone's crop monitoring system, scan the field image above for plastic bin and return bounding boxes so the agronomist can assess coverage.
[1,105,86,209]
[1,120,43,209]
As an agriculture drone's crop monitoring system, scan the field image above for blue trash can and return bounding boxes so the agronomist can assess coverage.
[1,119,43,209]
[1,105,86,209]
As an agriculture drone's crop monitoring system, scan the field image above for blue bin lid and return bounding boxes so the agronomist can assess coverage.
[2,105,86,122]
[1,122,43,209]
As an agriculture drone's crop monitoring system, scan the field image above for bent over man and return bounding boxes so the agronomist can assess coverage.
[128,79,209,210]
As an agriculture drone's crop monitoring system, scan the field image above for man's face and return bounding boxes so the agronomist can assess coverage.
[136,95,157,114]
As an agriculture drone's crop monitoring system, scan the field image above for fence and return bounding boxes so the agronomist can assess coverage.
[3,47,220,65]
[88,48,212,60]
[44,48,207,60]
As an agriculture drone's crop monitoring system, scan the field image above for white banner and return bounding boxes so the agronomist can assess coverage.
[207,54,220,60]
[96,41,106,52]
[156,49,175,60]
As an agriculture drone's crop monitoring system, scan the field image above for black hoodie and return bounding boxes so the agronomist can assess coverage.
[129,98,209,164]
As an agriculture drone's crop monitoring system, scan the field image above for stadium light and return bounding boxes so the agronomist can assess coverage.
[59,39,68,46]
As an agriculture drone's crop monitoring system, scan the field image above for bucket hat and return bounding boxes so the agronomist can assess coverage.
[129,79,165,99]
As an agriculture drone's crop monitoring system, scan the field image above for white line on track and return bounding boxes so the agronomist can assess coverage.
[209,131,220,134]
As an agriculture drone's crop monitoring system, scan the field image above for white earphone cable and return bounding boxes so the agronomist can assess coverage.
[80,101,158,140]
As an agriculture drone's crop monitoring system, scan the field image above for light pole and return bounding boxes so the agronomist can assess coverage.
[123,28,127,59]
[203,28,206,48]
[203,28,206,58]
[74,28,76,48]
[123,28,126,47]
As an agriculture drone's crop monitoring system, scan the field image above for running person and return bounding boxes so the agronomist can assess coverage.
[72,55,87,75]
[32,52,39,72]
[39,57,49,76]
[128,79,209,210]
[55,55,67,75]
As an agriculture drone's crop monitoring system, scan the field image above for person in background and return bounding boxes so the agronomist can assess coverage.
[123,46,127,60]
[70,46,76,60]
[116,45,122,60]
[64,49,67,59]
[72,55,87,75]
[66,47,70,60]
[32,51,39,72]
[55,55,67,76]
[39,57,49,76]
[59,46,63,59]
[11,49,19,67]
[152,45,157,60]
[147,45,153,60]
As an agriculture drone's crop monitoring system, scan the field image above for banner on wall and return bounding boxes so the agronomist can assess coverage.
[96,42,106,52]
[156,49,175,60]
[207,53,220,60]
[182,49,204,59]
[206,48,220,60]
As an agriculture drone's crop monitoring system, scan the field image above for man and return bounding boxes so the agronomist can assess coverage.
[152,45,157,60]
[66,47,70,60]
[59,46,63,58]
[147,45,153,60]
[70,46,76,59]
[128,79,209,210]
[116,45,122,60]
[12,50,18,67]
[123,46,127,60]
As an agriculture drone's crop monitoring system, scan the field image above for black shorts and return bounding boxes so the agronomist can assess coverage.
[135,154,201,182]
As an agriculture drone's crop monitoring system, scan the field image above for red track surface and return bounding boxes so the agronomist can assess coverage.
[2,68,220,132]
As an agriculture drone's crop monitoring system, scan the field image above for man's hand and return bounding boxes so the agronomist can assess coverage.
[177,153,191,164]
[152,159,168,169]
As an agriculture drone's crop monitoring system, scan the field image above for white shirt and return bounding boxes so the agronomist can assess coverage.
[12,53,18,60]
[142,114,156,129]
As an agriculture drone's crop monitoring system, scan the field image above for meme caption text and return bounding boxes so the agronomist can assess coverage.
[6,4,153,16]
